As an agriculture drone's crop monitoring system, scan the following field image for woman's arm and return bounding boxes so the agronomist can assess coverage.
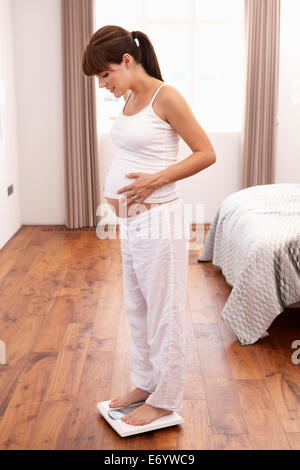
[152,86,216,188]
[116,86,217,204]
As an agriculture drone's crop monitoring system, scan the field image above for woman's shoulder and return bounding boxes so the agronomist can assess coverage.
[159,83,183,99]
[157,84,188,116]
[152,83,185,124]
[157,84,185,108]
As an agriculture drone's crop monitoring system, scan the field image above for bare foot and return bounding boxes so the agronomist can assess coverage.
[109,388,151,408]
[121,403,173,426]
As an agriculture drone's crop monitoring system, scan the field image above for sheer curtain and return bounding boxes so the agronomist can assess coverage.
[61,0,100,229]
[241,0,281,188]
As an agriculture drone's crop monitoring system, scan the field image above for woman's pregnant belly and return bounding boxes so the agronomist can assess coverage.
[104,160,140,200]
[104,158,179,218]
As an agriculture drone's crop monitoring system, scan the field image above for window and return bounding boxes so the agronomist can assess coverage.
[95,0,244,133]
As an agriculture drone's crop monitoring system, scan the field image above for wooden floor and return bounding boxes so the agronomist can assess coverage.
[0,224,300,450]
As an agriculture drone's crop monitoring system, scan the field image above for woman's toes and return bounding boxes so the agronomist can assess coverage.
[126,417,135,425]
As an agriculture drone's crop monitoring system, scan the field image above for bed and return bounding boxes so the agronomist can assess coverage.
[197,183,300,345]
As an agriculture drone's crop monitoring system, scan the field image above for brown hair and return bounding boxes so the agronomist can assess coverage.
[82,25,164,81]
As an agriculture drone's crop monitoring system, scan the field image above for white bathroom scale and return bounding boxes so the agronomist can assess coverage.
[97,400,184,437]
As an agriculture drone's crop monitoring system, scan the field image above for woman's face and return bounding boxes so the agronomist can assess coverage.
[96,55,131,97]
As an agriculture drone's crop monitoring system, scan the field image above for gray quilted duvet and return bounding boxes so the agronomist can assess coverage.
[198,184,300,345]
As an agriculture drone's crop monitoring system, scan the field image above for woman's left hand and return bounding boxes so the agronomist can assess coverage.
[117,172,158,206]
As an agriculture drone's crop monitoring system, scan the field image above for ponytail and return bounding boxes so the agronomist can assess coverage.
[131,30,164,81]
[82,25,164,81]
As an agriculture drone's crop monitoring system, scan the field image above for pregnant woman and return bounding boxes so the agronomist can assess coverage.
[82,25,216,426]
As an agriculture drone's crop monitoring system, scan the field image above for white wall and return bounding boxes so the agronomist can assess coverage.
[0,0,299,249]
[11,0,65,227]
[0,0,21,249]
[276,0,300,182]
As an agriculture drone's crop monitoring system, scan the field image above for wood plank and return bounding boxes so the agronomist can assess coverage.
[188,264,214,312]
[101,306,132,450]
[26,400,72,450]
[200,254,263,380]
[54,350,115,449]
[286,432,300,450]
[0,352,57,449]
[88,280,123,353]
[194,322,247,434]
[236,379,290,449]
[45,322,91,401]
[252,334,300,432]
[0,313,46,422]
[184,304,206,400]
[213,433,253,450]
[176,400,214,450]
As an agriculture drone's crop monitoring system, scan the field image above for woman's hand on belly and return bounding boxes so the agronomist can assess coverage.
[117,172,159,207]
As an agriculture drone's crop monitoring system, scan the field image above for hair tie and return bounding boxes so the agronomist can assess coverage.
[131,31,139,47]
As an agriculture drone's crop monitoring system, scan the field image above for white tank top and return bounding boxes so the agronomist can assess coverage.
[104,84,181,203]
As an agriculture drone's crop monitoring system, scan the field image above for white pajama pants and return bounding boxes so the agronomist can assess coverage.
[118,197,189,411]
